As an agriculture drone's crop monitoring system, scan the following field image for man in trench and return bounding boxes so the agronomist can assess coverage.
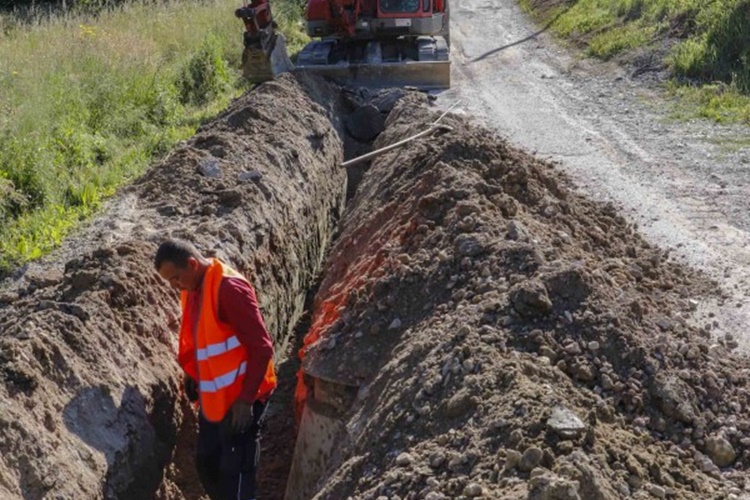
[155,239,276,500]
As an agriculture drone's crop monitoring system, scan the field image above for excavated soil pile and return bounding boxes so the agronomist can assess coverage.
[299,95,750,499]
[0,73,346,499]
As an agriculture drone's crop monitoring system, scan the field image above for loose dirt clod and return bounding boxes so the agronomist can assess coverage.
[297,95,750,499]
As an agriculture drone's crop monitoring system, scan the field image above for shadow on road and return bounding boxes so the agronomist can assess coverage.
[470,2,577,63]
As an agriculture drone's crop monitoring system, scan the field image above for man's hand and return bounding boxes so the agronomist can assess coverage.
[230,400,254,433]
[184,375,199,402]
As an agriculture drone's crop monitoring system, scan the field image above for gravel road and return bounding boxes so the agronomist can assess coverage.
[440,0,750,350]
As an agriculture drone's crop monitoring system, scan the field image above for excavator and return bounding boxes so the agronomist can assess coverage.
[235,0,450,89]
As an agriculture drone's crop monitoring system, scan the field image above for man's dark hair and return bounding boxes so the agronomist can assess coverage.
[154,239,201,270]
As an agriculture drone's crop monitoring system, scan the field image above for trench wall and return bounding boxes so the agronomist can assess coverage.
[0,73,346,499]
[291,95,750,499]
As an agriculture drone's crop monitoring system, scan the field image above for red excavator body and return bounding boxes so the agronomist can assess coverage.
[236,0,450,89]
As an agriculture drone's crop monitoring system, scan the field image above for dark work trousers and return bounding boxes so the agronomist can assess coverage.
[196,400,267,500]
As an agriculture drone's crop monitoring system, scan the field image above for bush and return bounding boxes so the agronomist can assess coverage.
[0,0,306,273]
[0,136,47,212]
[177,35,233,106]
[0,176,28,221]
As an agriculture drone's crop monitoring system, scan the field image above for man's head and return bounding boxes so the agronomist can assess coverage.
[154,239,208,291]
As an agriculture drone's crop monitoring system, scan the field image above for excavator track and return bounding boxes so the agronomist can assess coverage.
[295,36,450,90]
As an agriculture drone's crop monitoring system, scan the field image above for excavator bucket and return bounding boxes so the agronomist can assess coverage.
[241,27,294,84]
[242,45,273,83]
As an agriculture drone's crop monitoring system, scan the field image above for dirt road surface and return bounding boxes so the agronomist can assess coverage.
[444,0,750,351]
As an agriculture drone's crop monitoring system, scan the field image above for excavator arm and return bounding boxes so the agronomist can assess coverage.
[235,0,272,38]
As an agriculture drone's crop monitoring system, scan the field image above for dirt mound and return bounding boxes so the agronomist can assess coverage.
[297,95,750,499]
[0,73,346,499]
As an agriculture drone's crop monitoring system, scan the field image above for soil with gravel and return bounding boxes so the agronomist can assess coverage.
[298,94,750,499]
[446,0,750,356]
[1,38,749,500]
[0,73,347,499]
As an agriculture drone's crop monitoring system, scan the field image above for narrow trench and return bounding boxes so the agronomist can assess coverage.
[256,284,318,500]
[256,109,378,499]
[2,67,744,498]
[14,68,745,498]
[162,92,382,500]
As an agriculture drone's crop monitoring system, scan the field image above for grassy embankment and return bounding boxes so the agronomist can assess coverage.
[519,0,750,124]
[0,0,307,273]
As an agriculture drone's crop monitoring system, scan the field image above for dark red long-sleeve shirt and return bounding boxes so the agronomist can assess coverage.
[186,277,275,404]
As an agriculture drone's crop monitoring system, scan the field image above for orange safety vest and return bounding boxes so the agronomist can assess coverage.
[178,259,277,422]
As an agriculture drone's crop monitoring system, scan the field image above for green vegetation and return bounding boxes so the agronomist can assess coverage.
[0,1,129,13]
[0,0,307,273]
[520,0,750,123]
[706,135,750,156]
[667,83,750,124]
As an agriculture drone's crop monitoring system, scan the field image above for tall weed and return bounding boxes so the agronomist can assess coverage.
[0,0,306,272]
[522,0,750,121]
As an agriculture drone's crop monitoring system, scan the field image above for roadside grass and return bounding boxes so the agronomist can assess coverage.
[667,83,750,124]
[587,22,656,60]
[272,0,309,56]
[519,0,750,124]
[0,0,307,273]
[705,136,750,156]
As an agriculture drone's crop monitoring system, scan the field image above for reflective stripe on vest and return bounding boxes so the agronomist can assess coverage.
[199,361,248,393]
[196,335,242,361]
